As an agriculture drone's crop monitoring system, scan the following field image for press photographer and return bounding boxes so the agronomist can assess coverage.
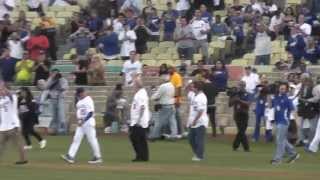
[46,69,69,135]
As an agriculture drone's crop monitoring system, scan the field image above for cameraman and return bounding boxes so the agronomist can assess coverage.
[229,81,251,152]
[46,69,69,135]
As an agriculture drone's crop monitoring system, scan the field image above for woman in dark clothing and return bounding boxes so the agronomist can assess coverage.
[134,17,150,54]
[18,87,46,150]
[210,61,228,92]
[33,52,51,85]
[159,63,168,76]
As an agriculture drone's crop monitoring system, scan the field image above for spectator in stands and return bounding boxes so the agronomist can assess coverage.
[304,38,319,64]
[268,10,284,40]
[125,9,137,30]
[33,51,50,85]
[230,0,243,12]
[87,54,105,86]
[39,13,57,61]
[254,23,272,65]
[120,0,144,15]
[176,0,190,17]
[162,2,179,41]
[146,8,161,41]
[14,10,29,31]
[113,13,125,35]
[27,0,44,14]
[87,11,103,36]
[0,0,15,21]
[26,27,49,61]
[169,66,184,137]
[298,14,312,36]
[213,0,225,11]
[191,10,210,64]
[121,51,142,86]
[200,4,213,41]
[174,16,194,61]
[119,24,137,60]
[134,17,150,55]
[72,55,88,85]
[0,48,17,83]
[244,0,264,15]
[211,15,230,36]
[8,32,30,61]
[142,0,157,21]
[262,0,278,17]
[51,0,72,6]
[97,26,119,60]
[70,26,93,58]
[210,60,228,92]
[190,60,208,77]
[15,51,34,85]
[46,68,68,135]
[0,13,14,45]
[287,25,306,69]
[70,12,81,34]
[283,7,296,40]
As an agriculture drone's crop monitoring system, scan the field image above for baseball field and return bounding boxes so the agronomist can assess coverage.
[0,135,319,180]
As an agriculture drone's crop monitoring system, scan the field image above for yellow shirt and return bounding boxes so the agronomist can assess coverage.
[15,59,34,82]
[170,72,183,104]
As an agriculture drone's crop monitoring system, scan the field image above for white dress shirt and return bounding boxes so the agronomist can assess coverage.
[130,88,150,128]
[151,82,175,105]
[76,96,95,127]
[187,92,209,128]
[0,94,20,131]
[119,30,137,57]
[269,15,283,32]
[241,73,260,94]
[8,36,29,59]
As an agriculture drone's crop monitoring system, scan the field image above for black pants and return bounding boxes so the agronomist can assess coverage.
[208,107,216,137]
[22,122,43,146]
[233,112,250,151]
[43,29,57,61]
[129,126,149,161]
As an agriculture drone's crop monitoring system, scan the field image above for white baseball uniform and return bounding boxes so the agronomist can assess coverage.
[309,117,320,152]
[67,96,102,158]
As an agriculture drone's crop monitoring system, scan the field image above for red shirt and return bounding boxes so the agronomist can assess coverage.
[26,35,49,61]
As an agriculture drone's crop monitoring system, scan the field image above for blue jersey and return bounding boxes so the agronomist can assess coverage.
[272,94,294,125]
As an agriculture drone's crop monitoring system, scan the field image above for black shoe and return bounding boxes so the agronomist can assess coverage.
[15,160,28,165]
[287,153,300,164]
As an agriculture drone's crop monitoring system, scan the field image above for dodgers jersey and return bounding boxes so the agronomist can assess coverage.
[76,96,95,126]
[0,94,20,131]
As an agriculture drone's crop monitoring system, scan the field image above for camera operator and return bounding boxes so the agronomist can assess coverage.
[228,81,251,152]
[46,69,69,135]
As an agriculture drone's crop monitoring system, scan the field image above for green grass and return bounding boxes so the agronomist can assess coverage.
[0,135,319,180]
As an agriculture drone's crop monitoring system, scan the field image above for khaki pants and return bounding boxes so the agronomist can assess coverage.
[0,128,26,162]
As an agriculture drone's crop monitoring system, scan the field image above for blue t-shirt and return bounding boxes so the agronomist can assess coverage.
[162,10,179,33]
[0,57,17,82]
[97,32,120,56]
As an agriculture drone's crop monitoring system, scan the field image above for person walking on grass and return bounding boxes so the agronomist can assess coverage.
[129,78,150,162]
[187,81,209,161]
[61,88,102,164]
[271,83,300,165]
[17,87,46,150]
[0,83,28,165]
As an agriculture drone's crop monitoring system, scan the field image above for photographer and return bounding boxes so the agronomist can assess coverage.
[46,69,69,135]
[70,26,94,58]
[228,81,251,152]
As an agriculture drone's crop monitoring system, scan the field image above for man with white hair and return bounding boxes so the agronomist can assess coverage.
[129,78,150,162]
[149,74,178,140]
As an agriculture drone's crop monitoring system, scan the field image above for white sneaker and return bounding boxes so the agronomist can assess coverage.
[88,157,103,164]
[61,154,75,164]
[192,156,202,161]
[24,145,33,150]
[120,125,129,133]
[104,127,112,134]
[39,140,47,149]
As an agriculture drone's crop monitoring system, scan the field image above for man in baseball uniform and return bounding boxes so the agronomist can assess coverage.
[61,88,102,164]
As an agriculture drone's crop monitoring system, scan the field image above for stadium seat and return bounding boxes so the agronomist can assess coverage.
[49,5,65,12]
[287,0,301,5]
[45,11,56,18]
[66,5,81,12]
[159,41,175,48]
[172,53,179,60]
[142,60,157,66]
[156,54,172,60]
[193,54,203,62]
[107,60,123,67]
[214,10,227,17]
[231,59,248,66]
[141,53,155,60]
[26,12,38,18]
[56,18,66,25]
[56,12,73,18]
[147,41,159,51]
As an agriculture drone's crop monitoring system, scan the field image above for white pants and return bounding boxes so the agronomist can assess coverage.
[309,116,320,152]
[68,124,102,158]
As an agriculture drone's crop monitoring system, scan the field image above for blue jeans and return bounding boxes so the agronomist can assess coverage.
[189,126,206,159]
[149,105,177,139]
[49,98,67,134]
[255,55,271,65]
[253,113,263,141]
[273,124,297,161]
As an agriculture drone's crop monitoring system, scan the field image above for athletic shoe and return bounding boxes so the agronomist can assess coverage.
[61,154,75,164]
[192,156,202,161]
[120,125,129,133]
[104,127,112,134]
[304,147,316,154]
[88,157,103,164]
[39,140,47,149]
[24,145,32,150]
[270,160,281,165]
[15,160,28,165]
[287,153,300,164]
